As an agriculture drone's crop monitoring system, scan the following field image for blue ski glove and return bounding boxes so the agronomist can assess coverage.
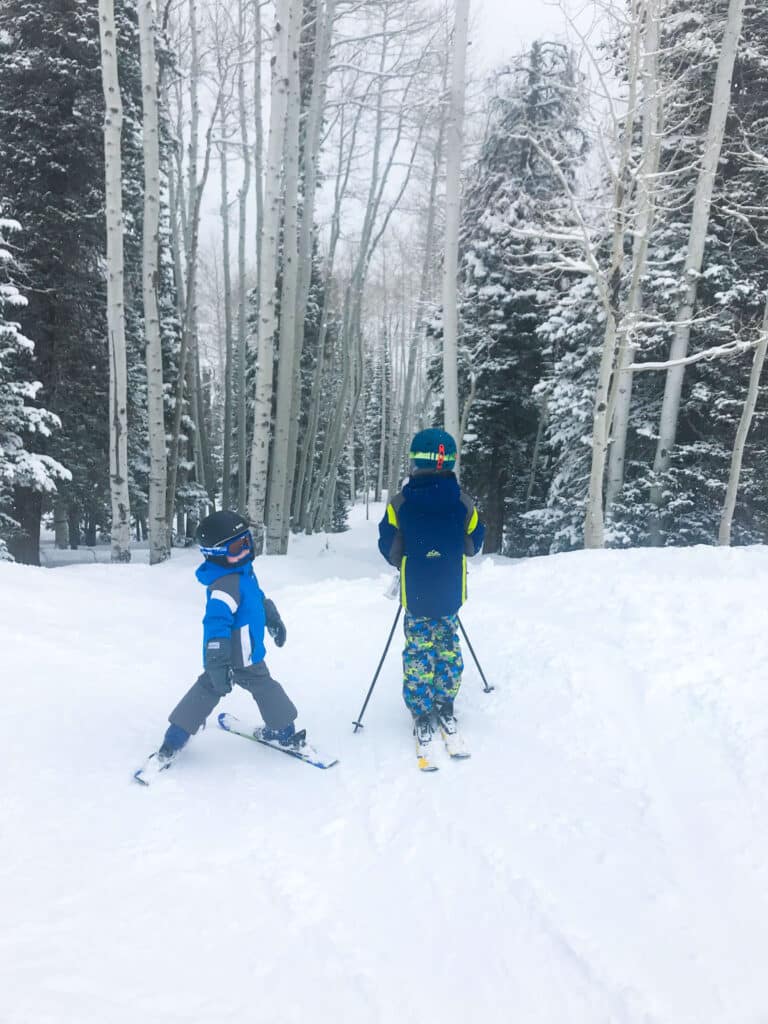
[204,637,233,695]
[263,598,287,648]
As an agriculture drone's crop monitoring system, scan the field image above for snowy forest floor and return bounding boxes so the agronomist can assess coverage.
[3,505,768,1024]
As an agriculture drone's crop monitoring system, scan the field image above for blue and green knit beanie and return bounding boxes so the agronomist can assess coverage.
[409,428,457,470]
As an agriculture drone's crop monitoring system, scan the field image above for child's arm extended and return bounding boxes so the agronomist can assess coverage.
[461,496,485,555]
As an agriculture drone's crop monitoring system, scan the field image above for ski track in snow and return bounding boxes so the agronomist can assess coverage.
[3,506,768,1023]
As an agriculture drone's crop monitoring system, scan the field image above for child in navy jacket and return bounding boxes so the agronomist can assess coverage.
[154,511,301,765]
[378,429,485,746]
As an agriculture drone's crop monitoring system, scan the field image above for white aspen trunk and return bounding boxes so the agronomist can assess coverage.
[195,341,214,505]
[98,0,132,562]
[219,117,235,509]
[253,0,264,270]
[295,285,331,528]
[247,0,289,549]
[349,429,356,506]
[310,79,425,530]
[247,0,264,512]
[292,0,334,349]
[387,109,445,498]
[280,0,336,544]
[388,303,406,490]
[376,326,387,503]
[441,0,470,452]
[189,352,204,485]
[163,74,186,318]
[649,0,747,538]
[363,372,371,518]
[171,76,190,254]
[166,0,220,527]
[303,2,432,531]
[718,300,768,546]
[166,0,200,527]
[583,0,642,549]
[265,0,302,554]
[605,0,663,515]
[315,294,366,530]
[294,95,361,530]
[138,0,169,564]
[237,0,252,514]
[305,53,386,533]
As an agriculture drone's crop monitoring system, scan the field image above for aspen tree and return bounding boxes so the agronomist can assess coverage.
[718,299,768,546]
[137,0,169,563]
[98,0,132,561]
[248,0,290,550]
[441,0,470,452]
[648,0,747,541]
[266,0,302,554]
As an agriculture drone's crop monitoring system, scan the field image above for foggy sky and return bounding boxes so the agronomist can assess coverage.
[473,0,572,70]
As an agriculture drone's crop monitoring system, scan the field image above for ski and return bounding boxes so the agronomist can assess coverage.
[218,713,339,769]
[133,751,176,786]
[437,720,471,759]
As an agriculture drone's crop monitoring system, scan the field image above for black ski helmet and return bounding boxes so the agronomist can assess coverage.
[197,510,254,567]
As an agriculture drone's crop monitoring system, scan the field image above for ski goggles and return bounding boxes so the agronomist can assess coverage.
[200,530,253,559]
[409,442,456,470]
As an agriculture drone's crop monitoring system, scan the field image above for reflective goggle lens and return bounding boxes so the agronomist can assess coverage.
[227,533,251,556]
[200,530,252,558]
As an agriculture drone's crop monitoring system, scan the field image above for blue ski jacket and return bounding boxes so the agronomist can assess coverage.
[378,471,485,618]
[196,560,267,668]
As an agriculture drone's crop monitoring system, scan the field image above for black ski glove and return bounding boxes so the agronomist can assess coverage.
[204,636,233,695]
[263,598,287,648]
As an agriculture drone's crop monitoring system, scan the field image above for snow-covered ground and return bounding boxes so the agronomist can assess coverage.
[3,504,768,1024]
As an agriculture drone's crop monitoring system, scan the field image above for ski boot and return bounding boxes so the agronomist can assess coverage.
[134,728,186,785]
[435,700,458,736]
[261,722,306,748]
[159,723,189,761]
[413,713,434,745]
[413,712,437,771]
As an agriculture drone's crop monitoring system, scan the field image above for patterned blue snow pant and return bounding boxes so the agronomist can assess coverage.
[402,612,463,717]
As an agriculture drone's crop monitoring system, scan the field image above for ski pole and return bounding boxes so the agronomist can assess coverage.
[353,604,402,732]
[457,616,494,693]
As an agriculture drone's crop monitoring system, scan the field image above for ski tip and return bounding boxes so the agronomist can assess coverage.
[133,770,149,786]
[217,712,232,730]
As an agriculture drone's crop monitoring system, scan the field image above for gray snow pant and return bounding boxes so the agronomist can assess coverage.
[168,660,297,736]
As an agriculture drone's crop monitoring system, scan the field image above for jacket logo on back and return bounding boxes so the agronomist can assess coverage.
[426,549,442,559]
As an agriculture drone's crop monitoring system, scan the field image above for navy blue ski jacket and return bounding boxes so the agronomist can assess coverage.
[378,471,485,618]
[196,560,267,668]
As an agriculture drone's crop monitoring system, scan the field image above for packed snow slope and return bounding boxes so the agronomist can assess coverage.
[3,505,768,1024]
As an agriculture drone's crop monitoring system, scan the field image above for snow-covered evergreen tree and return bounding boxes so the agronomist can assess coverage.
[0,0,146,560]
[458,42,586,555]
[0,208,69,559]
[656,0,768,544]
[527,277,604,553]
[533,1,768,550]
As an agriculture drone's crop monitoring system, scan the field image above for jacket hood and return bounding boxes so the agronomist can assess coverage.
[195,560,248,586]
[403,471,461,506]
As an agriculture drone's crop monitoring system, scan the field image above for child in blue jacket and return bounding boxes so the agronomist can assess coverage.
[153,511,301,765]
[377,429,485,747]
